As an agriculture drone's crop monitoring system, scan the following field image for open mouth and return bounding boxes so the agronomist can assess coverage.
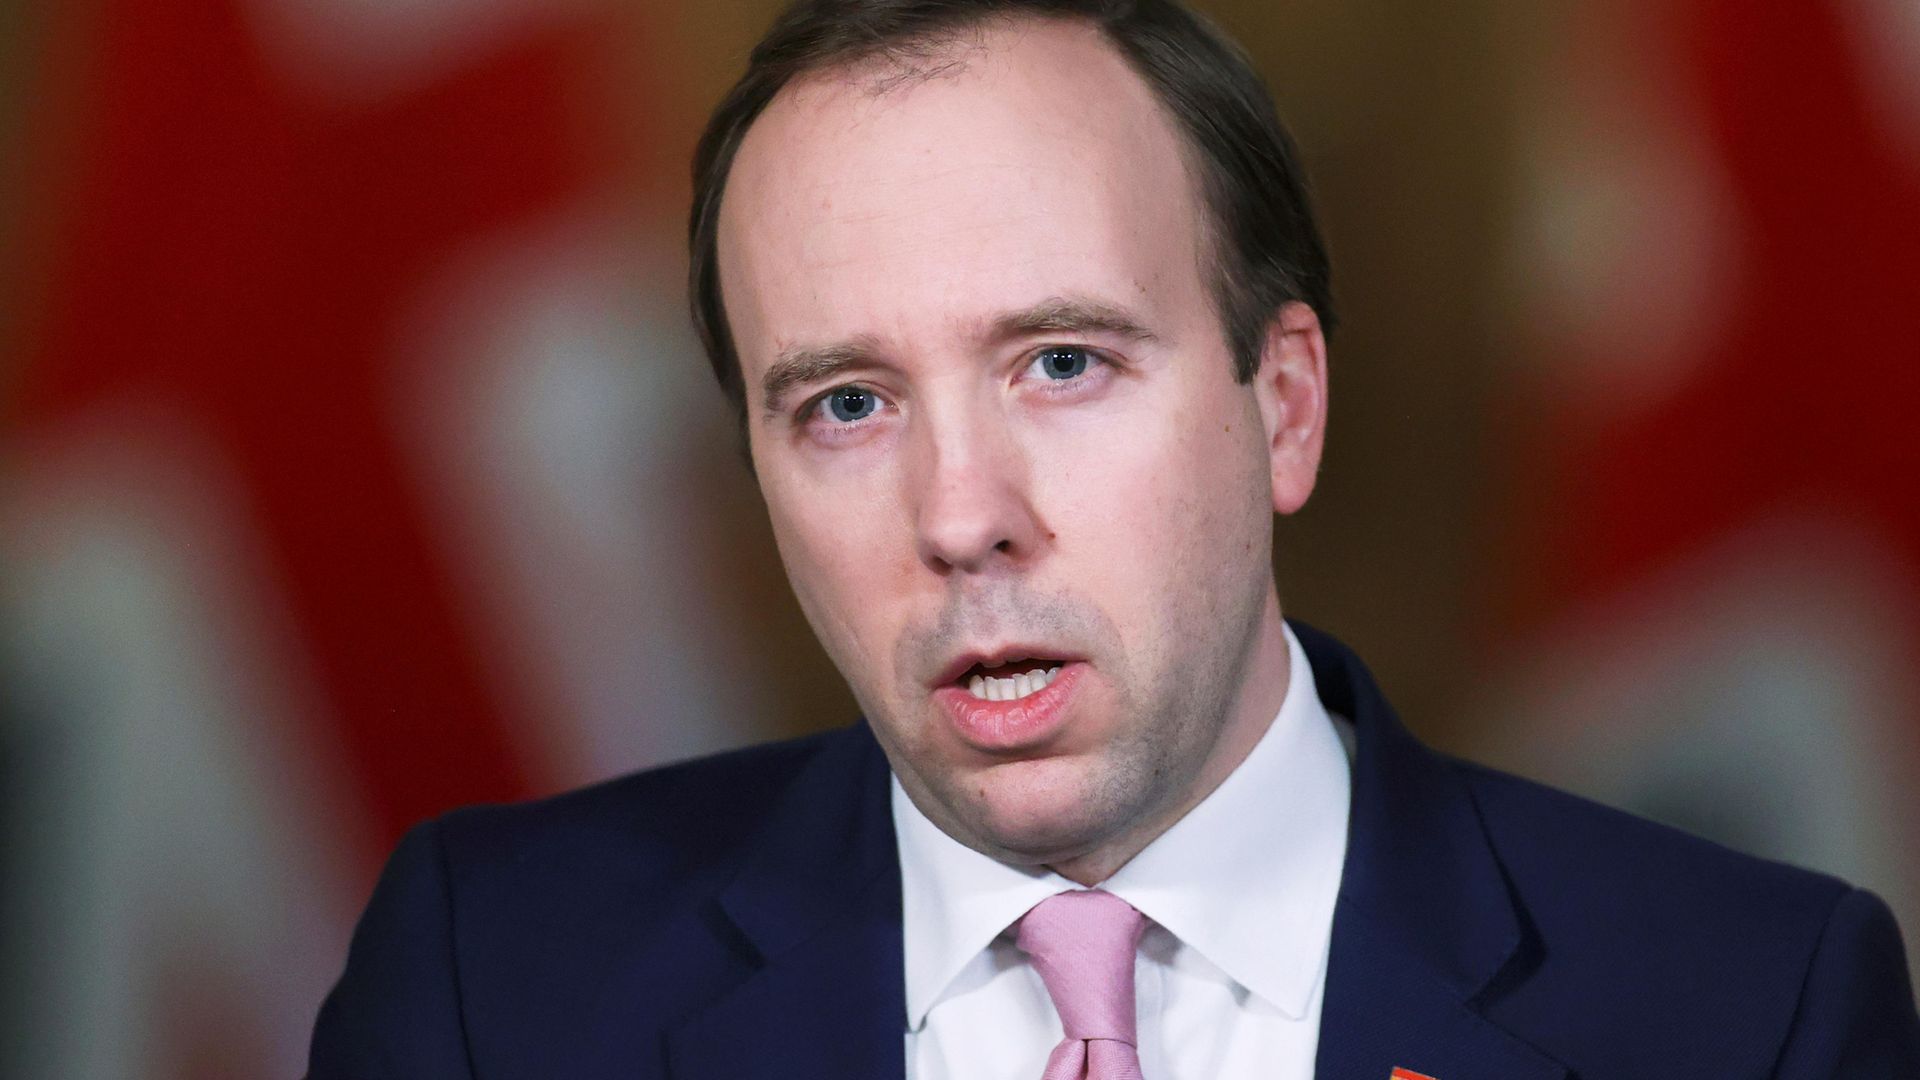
[934,651,1084,752]
[956,657,1068,702]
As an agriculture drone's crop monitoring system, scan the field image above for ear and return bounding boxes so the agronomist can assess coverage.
[1250,301,1328,516]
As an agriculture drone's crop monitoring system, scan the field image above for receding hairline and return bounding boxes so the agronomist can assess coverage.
[775,12,1105,99]
[735,13,1180,155]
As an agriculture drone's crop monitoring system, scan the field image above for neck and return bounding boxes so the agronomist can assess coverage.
[1046,592,1293,886]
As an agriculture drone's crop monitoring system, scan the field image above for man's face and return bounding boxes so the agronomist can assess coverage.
[717,19,1320,876]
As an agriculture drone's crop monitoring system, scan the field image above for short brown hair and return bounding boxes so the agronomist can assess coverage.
[689,0,1335,425]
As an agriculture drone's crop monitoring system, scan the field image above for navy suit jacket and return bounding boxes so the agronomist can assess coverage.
[309,623,1920,1078]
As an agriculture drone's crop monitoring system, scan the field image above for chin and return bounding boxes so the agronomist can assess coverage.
[960,755,1134,866]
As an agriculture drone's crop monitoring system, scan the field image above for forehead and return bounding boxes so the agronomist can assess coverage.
[716,17,1210,373]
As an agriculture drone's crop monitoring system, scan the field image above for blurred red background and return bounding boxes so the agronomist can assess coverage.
[2,0,1915,1074]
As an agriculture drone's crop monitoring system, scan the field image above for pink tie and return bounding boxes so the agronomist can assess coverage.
[1015,890,1149,1080]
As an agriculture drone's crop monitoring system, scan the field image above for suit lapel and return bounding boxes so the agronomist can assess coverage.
[1315,903,1566,1080]
[665,724,906,1080]
[1295,622,1568,1080]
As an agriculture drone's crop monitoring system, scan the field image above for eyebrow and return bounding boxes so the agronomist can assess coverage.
[990,295,1157,344]
[761,339,884,416]
[758,295,1157,416]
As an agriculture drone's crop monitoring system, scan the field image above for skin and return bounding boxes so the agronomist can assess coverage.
[716,17,1328,885]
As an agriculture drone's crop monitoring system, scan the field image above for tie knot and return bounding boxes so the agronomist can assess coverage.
[1015,890,1146,1044]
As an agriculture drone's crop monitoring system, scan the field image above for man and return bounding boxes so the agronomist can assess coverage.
[308,1,1920,1076]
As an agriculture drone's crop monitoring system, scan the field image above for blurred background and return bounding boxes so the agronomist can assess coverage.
[1,0,1916,1074]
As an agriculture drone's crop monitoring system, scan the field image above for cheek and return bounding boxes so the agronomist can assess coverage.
[763,470,916,692]
[1051,383,1264,540]
[1038,388,1269,636]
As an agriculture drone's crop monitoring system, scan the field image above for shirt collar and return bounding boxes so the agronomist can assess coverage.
[892,623,1352,1027]
[893,770,1075,1031]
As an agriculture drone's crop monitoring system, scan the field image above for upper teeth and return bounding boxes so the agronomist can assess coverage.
[966,665,1063,702]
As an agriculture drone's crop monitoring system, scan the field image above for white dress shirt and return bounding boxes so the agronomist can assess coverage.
[894,624,1352,1080]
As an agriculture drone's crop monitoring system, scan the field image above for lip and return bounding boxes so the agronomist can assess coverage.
[929,643,1083,689]
[932,661,1086,754]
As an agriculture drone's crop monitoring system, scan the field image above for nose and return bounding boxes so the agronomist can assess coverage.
[909,402,1045,575]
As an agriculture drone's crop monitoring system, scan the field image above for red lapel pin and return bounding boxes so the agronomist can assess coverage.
[1390,1070,1439,1080]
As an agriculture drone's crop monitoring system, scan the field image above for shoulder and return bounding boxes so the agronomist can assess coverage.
[310,727,877,1076]
[429,725,855,901]
[1457,758,1850,943]
[1453,759,1920,1073]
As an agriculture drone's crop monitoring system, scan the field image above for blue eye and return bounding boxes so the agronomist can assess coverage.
[823,385,878,422]
[1034,346,1092,380]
